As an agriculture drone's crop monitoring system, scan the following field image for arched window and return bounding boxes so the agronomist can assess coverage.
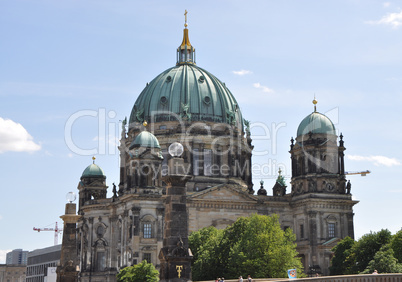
[94,238,108,271]
[141,215,156,239]
[328,223,336,238]
[204,149,212,176]
[193,148,200,175]
[297,157,303,175]
[143,223,152,239]
[325,215,337,239]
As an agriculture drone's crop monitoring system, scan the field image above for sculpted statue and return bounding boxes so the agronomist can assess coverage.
[346,180,351,194]
[244,119,251,135]
[112,183,117,198]
[181,103,191,120]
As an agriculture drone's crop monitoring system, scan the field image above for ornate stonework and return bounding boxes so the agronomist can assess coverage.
[70,26,358,281]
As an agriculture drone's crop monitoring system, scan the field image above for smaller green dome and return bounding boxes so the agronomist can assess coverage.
[82,164,106,178]
[130,131,161,149]
[297,112,336,137]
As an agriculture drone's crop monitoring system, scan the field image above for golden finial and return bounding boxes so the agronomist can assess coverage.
[278,168,282,175]
[92,156,96,164]
[143,120,148,127]
[184,10,188,28]
[312,96,317,112]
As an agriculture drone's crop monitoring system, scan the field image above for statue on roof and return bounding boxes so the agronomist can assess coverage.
[181,103,191,120]
[244,119,251,136]
[346,180,351,194]
[276,168,286,187]
[273,169,287,196]
[257,180,267,196]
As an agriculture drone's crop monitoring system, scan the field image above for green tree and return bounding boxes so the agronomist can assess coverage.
[347,229,392,273]
[225,214,302,278]
[189,214,303,280]
[330,229,393,274]
[390,229,402,263]
[189,226,223,281]
[360,244,402,274]
[117,260,159,282]
[329,236,355,275]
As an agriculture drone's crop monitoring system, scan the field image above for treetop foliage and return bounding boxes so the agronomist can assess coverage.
[330,228,402,275]
[189,213,303,281]
[117,260,159,282]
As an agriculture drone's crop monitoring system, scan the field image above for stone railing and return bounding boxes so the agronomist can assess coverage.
[196,273,402,282]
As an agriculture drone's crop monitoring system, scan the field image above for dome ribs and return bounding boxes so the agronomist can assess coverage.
[129,64,243,130]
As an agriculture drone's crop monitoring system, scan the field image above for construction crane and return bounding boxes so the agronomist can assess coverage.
[345,170,371,176]
[33,222,63,245]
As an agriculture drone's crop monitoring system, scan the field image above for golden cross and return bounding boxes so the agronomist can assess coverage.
[176,265,183,278]
[184,10,188,27]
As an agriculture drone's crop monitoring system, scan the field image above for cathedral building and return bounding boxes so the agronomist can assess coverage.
[74,19,358,281]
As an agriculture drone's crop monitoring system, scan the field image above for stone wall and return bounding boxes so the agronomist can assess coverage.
[196,274,402,282]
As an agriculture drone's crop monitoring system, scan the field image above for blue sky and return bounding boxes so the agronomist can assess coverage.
[1,0,402,262]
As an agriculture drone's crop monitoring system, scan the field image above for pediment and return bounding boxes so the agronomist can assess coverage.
[321,237,342,248]
[188,184,257,203]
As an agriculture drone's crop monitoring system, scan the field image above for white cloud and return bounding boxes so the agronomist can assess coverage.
[347,155,401,167]
[0,117,41,153]
[0,249,11,264]
[232,70,252,76]
[366,10,402,28]
[383,2,391,8]
[253,83,274,93]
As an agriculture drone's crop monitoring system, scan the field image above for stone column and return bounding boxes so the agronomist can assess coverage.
[159,157,193,282]
[57,203,81,282]
[109,215,119,271]
[308,211,318,266]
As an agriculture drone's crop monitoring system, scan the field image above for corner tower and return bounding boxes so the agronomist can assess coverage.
[77,157,108,212]
[290,99,346,195]
[289,99,358,276]
[127,124,164,194]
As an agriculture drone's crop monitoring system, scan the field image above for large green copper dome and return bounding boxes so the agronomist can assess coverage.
[129,64,242,128]
[297,111,336,137]
[129,27,243,130]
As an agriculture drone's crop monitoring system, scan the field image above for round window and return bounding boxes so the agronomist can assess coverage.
[160,96,168,105]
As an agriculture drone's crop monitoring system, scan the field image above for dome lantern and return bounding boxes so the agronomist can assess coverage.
[313,97,318,112]
[177,10,196,65]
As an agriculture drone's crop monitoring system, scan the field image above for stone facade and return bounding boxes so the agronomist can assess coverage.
[75,126,357,279]
[72,25,358,281]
